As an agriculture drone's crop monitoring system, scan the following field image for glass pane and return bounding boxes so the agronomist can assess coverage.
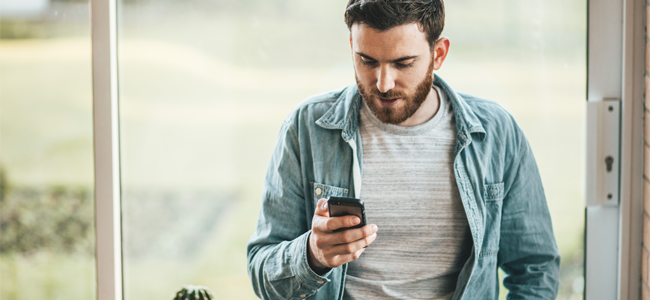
[118,1,352,298]
[0,0,96,299]
[118,0,585,299]
[439,0,586,299]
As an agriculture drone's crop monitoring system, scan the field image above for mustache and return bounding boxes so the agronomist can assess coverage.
[368,88,406,99]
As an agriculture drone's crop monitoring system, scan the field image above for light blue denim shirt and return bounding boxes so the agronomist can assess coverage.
[247,75,561,300]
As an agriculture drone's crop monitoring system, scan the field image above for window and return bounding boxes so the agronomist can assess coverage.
[0,0,96,299]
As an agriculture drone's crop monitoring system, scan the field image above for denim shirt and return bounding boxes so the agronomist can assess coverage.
[247,75,561,300]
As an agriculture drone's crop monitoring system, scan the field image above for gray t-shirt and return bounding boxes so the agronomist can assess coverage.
[344,86,473,300]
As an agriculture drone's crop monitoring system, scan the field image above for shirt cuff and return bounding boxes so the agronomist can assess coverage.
[290,230,332,290]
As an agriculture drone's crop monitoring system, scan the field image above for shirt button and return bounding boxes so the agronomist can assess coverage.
[315,187,322,196]
[317,281,324,284]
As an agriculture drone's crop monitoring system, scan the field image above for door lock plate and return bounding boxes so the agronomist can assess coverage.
[586,99,620,206]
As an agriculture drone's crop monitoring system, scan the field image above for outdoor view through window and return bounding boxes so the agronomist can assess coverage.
[0,0,96,299]
[1,0,585,299]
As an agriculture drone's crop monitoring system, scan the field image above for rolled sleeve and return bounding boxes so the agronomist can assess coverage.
[291,231,332,287]
[283,231,332,299]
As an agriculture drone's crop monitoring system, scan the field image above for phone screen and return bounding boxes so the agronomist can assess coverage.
[329,203,363,219]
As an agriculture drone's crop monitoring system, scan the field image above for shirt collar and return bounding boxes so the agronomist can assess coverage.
[315,74,486,143]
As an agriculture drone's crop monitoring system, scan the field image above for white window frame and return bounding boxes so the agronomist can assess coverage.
[585,0,645,299]
[89,0,646,299]
[91,0,122,299]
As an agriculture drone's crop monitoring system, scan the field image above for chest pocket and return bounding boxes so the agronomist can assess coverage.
[481,182,504,257]
[311,182,349,203]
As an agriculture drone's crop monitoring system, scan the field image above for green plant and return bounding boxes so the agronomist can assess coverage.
[172,285,215,300]
[0,167,8,204]
[0,175,94,255]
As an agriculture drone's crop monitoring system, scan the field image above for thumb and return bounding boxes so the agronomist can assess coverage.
[314,198,330,217]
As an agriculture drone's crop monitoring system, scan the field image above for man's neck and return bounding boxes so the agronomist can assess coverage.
[397,87,440,127]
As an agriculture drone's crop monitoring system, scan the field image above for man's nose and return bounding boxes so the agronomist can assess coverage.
[376,66,395,93]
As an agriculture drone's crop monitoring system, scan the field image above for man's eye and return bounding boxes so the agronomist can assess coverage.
[396,62,414,68]
[361,59,377,66]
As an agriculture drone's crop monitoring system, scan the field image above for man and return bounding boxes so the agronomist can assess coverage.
[247,0,561,299]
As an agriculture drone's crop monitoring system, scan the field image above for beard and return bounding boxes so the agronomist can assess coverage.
[356,58,435,125]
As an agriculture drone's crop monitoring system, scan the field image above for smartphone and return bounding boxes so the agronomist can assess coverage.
[327,196,367,232]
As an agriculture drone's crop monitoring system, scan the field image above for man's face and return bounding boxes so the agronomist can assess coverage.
[350,22,445,125]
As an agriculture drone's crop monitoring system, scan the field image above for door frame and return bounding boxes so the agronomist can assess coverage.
[585,0,645,299]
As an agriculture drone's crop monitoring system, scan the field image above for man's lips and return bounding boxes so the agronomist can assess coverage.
[378,97,402,107]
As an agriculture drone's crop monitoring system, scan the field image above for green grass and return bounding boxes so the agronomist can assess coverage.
[0,253,96,300]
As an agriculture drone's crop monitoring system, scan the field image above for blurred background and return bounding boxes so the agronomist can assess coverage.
[0,0,585,299]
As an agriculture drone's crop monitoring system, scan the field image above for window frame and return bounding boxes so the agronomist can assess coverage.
[91,0,123,299]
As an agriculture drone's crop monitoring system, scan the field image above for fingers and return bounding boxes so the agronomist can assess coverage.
[312,225,378,255]
[313,198,361,232]
[318,232,377,267]
[314,198,330,217]
[310,199,379,269]
[318,215,361,232]
[323,248,367,268]
[318,224,378,245]
[329,231,377,255]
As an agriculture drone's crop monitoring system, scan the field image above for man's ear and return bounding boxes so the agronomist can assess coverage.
[432,37,450,71]
[349,33,353,49]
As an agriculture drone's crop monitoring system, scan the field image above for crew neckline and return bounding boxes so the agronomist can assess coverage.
[360,85,447,136]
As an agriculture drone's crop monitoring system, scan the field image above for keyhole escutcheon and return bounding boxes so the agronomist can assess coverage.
[605,156,614,172]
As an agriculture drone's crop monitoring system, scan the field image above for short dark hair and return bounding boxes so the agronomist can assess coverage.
[344,0,445,48]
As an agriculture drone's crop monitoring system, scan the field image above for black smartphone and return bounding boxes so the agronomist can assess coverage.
[327,196,367,232]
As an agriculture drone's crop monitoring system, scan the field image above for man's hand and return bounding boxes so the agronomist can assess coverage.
[307,198,378,274]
